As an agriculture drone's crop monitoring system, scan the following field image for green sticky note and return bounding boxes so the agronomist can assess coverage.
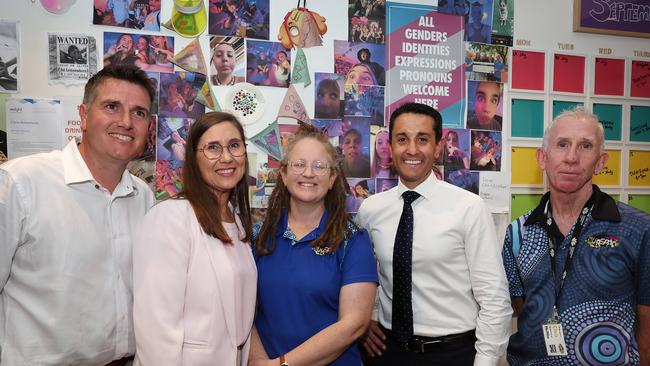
[593,103,622,141]
[628,195,650,214]
[630,105,650,142]
[552,100,583,119]
[511,99,544,138]
[511,194,542,220]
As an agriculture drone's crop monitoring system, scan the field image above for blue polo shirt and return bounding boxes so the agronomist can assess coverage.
[254,210,378,365]
[502,186,650,366]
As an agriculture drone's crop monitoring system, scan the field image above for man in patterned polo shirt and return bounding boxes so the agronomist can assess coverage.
[502,107,650,365]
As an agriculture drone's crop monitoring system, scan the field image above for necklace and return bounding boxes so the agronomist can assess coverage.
[214,74,236,86]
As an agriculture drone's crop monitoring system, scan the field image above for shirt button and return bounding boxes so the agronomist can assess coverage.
[95,184,100,189]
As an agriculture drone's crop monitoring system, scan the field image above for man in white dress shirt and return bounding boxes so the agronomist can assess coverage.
[357,102,511,365]
[0,64,155,365]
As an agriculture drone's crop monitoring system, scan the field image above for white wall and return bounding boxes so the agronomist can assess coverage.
[2,0,649,209]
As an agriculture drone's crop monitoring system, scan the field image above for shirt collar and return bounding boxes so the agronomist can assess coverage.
[524,185,620,226]
[396,171,438,202]
[62,141,137,197]
[278,208,330,245]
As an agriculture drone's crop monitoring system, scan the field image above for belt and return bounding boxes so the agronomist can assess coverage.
[105,356,134,366]
[381,324,476,353]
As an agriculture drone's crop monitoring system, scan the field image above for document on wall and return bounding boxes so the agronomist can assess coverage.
[57,96,83,146]
[6,98,63,158]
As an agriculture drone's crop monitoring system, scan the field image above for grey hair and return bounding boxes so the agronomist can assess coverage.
[542,106,605,153]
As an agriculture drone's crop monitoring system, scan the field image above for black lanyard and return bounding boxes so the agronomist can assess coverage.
[544,200,592,319]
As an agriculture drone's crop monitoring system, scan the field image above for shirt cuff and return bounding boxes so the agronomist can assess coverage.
[473,352,500,366]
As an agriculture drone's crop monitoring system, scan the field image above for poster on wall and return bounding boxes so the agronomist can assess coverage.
[386,2,465,127]
[48,33,98,85]
[0,20,19,93]
[6,98,63,159]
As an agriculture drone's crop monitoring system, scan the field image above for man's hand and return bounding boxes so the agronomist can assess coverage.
[361,320,386,357]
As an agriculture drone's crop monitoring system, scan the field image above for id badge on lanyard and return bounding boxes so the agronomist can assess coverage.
[542,306,568,356]
[541,202,591,357]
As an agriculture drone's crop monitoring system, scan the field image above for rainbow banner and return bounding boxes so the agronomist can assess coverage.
[386,2,465,128]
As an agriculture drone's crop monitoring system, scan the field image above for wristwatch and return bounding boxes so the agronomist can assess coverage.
[280,355,290,366]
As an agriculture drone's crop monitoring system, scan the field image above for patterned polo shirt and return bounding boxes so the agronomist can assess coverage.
[502,185,650,366]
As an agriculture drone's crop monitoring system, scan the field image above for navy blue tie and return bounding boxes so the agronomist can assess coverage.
[392,190,420,345]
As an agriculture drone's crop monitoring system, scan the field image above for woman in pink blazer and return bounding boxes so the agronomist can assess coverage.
[133,112,257,365]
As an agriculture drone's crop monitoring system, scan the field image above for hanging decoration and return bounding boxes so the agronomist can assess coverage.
[277,84,310,124]
[290,48,310,86]
[172,37,208,75]
[195,81,221,111]
[249,121,283,160]
[278,2,328,49]
[40,0,77,15]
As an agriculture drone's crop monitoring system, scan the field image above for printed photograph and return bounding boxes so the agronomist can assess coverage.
[334,40,385,86]
[155,159,184,200]
[159,72,207,119]
[491,0,514,46]
[445,168,479,194]
[156,118,192,162]
[246,40,291,87]
[348,0,385,45]
[345,178,374,213]
[209,0,270,40]
[0,20,19,92]
[103,32,174,73]
[210,36,245,86]
[470,129,502,171]
[314,73,344,119]
[344,84,384,125]
[48,33,97,84]
[370,126,396,178]
[339,117,371,178]
[375,177,398,193]
[465,42,509,83]
[93,0,161,31]
[466,80,503,131]
[438,128,471,171]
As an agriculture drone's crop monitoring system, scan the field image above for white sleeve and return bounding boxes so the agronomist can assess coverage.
[133,201,190,365]
[463,199,512,366]
[0,169,26,290]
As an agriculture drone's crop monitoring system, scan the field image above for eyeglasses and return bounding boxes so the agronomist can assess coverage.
[197,140,246,160]
[286,160,332,176]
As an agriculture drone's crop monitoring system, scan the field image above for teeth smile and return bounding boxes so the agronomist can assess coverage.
[217,169,235,174]
[299,183,315,187]
[109,133,133,141]
[405,160,421,165]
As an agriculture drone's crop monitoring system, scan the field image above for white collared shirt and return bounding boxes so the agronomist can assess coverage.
[0,141,154,366]
[357,173,511,366]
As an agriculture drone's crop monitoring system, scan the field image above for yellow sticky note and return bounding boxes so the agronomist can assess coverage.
[593,149,621,186]
[629,150,650,186]
[511,147,543,185]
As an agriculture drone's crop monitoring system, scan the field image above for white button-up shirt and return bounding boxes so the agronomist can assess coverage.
[0,141,154,365]
[357,173,511,366]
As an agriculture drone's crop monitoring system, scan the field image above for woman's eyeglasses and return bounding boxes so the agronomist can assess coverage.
[197,140,246,160]
[286,160,332,176]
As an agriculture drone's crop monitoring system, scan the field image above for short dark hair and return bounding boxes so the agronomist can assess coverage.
[389,102,443,143]
[83,64,155,106]
[343,127,362,140]
[358,48,371,60]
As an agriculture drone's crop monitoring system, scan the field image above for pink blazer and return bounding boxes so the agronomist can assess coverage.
[133,199,257,366]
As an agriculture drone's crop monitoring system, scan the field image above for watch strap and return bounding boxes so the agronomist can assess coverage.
[280,354,289,366]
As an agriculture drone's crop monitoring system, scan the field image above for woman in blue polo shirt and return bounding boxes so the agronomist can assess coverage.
[249,124,378,366]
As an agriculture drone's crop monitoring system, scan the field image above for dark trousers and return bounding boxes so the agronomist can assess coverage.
[363,328,476,366]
